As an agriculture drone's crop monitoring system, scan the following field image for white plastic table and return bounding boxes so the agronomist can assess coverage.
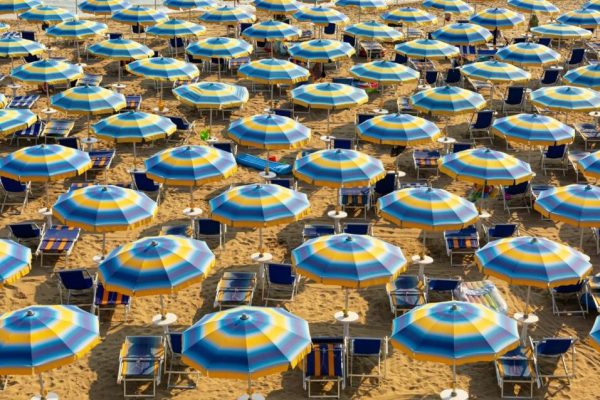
[334,311,359,338]
[411,255,434,280]
[440,388,468,400]
[328,210,348,234]
[152,312,177,333]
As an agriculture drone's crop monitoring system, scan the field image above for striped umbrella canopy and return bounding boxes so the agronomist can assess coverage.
[534,184,600,229]
[0,239,31,287]
[11,59,83,104]
[293,148,385,188]
[242,19,301,41]
[585,0,600,11]
[431,22,492,45]
[578,151,600,180]
[87,38,153,60]
[147,18,206,38]
[344,21,404,42]
[564,63,600,89]
[46,18,107,39]
[357,113,441,146]
[495,42,561,66]
[423,0,473,14]
[0,93,6,108]
[492,113,574,146]
[395,39,460,60]
[79,0,131,15]
[20,5,74,22]
[126,57,199,81]
[531,22,592,39]
[112,5,168,26]
[98,235,215,296]
[469,7,525,30]
[410,86,486,115]
[51,85,126,115]
[198,6,256,24]
[288,39,355,62]
[165,0,215,9]
[530,85,600,112]
[377,187,479,231]
[173,81,249,109]
[508,0,559,14]
[293,6,349,25]
[460,60,531,84]
[186,37,253,60]
[0,305,99,375]
[0,22,9,32]
[254,0,301,14]
[227,113,310,150]
[238,59,310,84]
[0,109,36,137]
[350,60,419,85]
[181,306,311,386]
[438,147,534,185]
[0,0,41,14]
[558,8,600,28]
[335,0,386,9]
[0,37,45,58]
[590,316,600,351]
[382,7,437,26]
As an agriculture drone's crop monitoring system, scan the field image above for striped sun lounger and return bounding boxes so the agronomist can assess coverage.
[35,225,81,268]
[455,280,508,313]
[7,94,40,109]
[444,226,479,266]
[12,121,44,146]
[92,281,131,322]
[341,187,371,218]
[86,150,115,181]
[124,95,141,111]
[118,336,164,398]
[413,150,440,179]
[214,271,257,309]
[43,119,75,140]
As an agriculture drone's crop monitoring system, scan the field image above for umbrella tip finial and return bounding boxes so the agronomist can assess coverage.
[586,184,593,190]
[240,313,249,321]
[450,303,459,311]
[25,310,34,317]
[345,235,353,242]
[150,240,159,247]
[101,186,108,192]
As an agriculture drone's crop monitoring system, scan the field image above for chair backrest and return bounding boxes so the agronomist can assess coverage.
[541,69,560,85]
[536,338,574,356]
[271,178,294,189]
[444,68,461,84]
[513,37,526,44]
[504,181,529,195]
[109,33,123,39]
[567,48,585,65]
[23,54,41,63]
[332,138,353,149]
[545,144,567,159]
[196,218,221,235]
[95,282,130,306]
[351,338,382,356]
[267,263,295,285]
[357,113,375,125]
[132,24,145,34]
[374,172,397,196]
[553,281,585,294]
[58,269,93,290]
[324,23,336,35]
[390,275,420,291]
[472,110,494,129]
[240,23,252,33]
[424,70,438,85]
[505,86,525,105]
[427,278,461,292]
[166,116,189,130]
[537,37,551,47]
[58,137,80,150]
[452,142,472,153]
[305,343,344,377]
[169,37,184,48]
[168,332,183,355]
[122,336,163,358]
[394,53,408,64]
[342,223,370,235]
[273,108,293,118]
[213,142,234,153]
[332,77,354,85]
[0,176,25,192]
[342,34,355,46]
[490,224,518,238]
[9,223,41,239]
[132,172,160,191]
[20,31,35,40]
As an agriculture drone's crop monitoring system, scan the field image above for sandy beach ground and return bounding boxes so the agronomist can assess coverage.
[1,1,600,399]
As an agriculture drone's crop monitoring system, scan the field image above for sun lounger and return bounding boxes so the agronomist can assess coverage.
[118,336,165,398]
[11,121,44,146]
[341,187,371,218]
[76,73,103,87]
[529,336,576,385]
[35,225,81,268]
[57,268,94,305]
[263,263,299,305]
[236,153,292,175]
[214,271,257,309]
[444,226,479,266]
[413,150,440,179]
[501,181,531,214]
[86,150,115,181]
[42,119,75,141]
[303,340,345,398]
[575,123,600,150]
[386,275,425,316]
[550,281,588,317]
[194,218,226,248]
[425,277,462,302]
[530,184,554,220]
[495,346,539,399]
[484,223,519,242]
[8,222,42,246]
[0,177,31,214]
[7,94,39,109]
[348,337,387,386]
[131,171,163,205]
[302,223,335,241]
[454,280,508,313]
[92,278,131,323]
[342,222,372,235]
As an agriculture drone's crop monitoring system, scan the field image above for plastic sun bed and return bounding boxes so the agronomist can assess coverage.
[235,153,293,175]
[454,280,508,314]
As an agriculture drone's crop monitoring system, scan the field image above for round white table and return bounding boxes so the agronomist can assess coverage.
[32,393,59,400]
[76,63,87,68]
[92,255,105,265]
[417,84,431,92]
[112,83,127,93]
[252,252,273,299]
[38,207,53,226]
[373,108,389,115]
[80,137,98,151]
[206,137,219,145]
[153,106,169,114]
[334,311,359,338]
[514,312,539,341]
[7,83,21,97]
[259,171,276,181]
[320,135,335,148]
[238,393,265,400]
[152,312,178,333]
[41,108,57,121]
[440,388,468,400]
[183,208,203,218]
[590,111,600,125]
[327,210,348,233]
[437,137,456,154]
[412,255,434,280]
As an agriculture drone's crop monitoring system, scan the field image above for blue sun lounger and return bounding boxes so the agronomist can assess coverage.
[235,153,292,175]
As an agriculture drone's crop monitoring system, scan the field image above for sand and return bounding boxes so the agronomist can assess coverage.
[1,1,600,399]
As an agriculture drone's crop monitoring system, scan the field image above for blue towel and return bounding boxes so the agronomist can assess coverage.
[236,153,292,175]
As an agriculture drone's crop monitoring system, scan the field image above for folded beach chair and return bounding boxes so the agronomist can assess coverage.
[485,223,519,242]
[92,279,131,322]
[124,95,142,112]
[342,222,372,235]
[35,225,81,268]
[413,149,440,179]
[11,121,44,146]
[8,222,42,246]
[303,340,345,398]
[495,346,540,399]
[501,181,531,214]
[214,271,257,309]
[236,153,293,175]
[340,187,371,218]
[194,218,226,248]
[550,281,588,317]
[386,275,425,316]
[302,223,335,241]
[86,149,115,181]
[131,171,163,205]
[118,336,165,398]
[57,268,94,305]
[0,177,31,214]
[529,337,576,385]
[348,337,387,386]
[42,119,75,141]
[166,332,199,389]
[165,115,192,144]
[425,277,462,302]
[575,123,600,150]
[76,73,103,87]
[7,94,40,109]
[263,263,299,305]
[454,280,508,313]
[444,226,479,266]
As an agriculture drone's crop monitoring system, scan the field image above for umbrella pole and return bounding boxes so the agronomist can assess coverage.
[246,378,254,399]
[101,232,106,258]
[87,113,91,139]
[159,294,166,319]
[327,109,331,134]
[218,60,221,81]
[258,227,264,256]
[38,373,47,400]
[118,61,121,83]
[451,363,457,397]
[45,181,50,210]
[133,142,137,171]
[189,186,194,210]
[265,150,270,176]
[209,109,213,134]
[523,285,531,318]
[270,84,274,107]
[580,228,584,249]
[343,287,349,317]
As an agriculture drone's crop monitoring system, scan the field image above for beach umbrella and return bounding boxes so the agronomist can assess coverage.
[382,7,437,26]
[585,0,600,12]
[423,0,473,15]
[395,39,460,60]
[0,109,37,137]
[198,6,255,37]
[410,86,486,124]
[492,113,575,147]
[79,0,131,15]
[92,111,176,169]
[0,0,41,14]
[126,57,199,113]
[0,22,9,32]
[165,0,215,17]
[254,0,301,15]
[287,39,355,62]
[0,144,91,207]
[590,316,600,351]
[112,5,168,32]
[227,113,310,178]
[460,60,530,102]
[52,185,158,258]
[239,59,309,104]
[290,82,368,132]
[508,0,559,14]
[495,42,561,66]
[350,60,418,85]
[558,8,600,28]
[209,183,310,255]
[293,6,349,29]
[344,21,404,43]
[145,144,237,210]
[292,233,407,317]
[431,22,492,45]
[173,81,249,130]
[469,7,525,29]
[356,112,442,146]
[98,235,215,322]
[0,305,99,400]
[0,239,31,287]
[20,5,75,23]
[87,39,152,83]
[335,0,386,21]
[564,64,600,89]
[46,19,108,63]
[147,19,206,57]
[182,306,311,399]
[391,301,519,399]
[529,86,600,114]
[578,151,600,180]
[242,19,301,43]
[0,37,45,71]
[530,22,592,44]
[186,37,253,79]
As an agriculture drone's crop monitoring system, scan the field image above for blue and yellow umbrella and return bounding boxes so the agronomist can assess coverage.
[423,0,473,14]
[165,0,215,9]
[0,37,45,58]
[242,19,301,41]
[198,6,256,24]
[126,56,199,81]
[0,0,41,14]
[336,0,386,21]
[564,63,600,89]
[531,22,592,40]
[431,22,492,45]
[0,239,31,287]
[558,8,600,28]
[147,18,206,38]
[507,0,559,14]
[288,39,355,62]
[357,113,441,146]
[460,60,530,83]
[79,0,130,15]
[228,113,310,150]
[87,38,152,60]
[590,316,600,351]
[0,22,9,32]
[530,85,600,112]
[11,59,83,96]
[20,5,74,23]
[469,7,525,30]
[254,0,301,14]
[186,37,253,60]
[344,21,404,42]
[577,151,600,180]
[438,147,534,185]
[586,0,600,11]
[0,109,37,136]
[410,86,486,115]
[293,6,349,25]
[395,39,460,60]
[534,184,600,228]
[495,42,561,66]
[377,187,479,231]
[492,113,574,145]
[112,5,168,26]
[46,18,107,39]
[239,58,310,85]
[350,60,419,85]
[51,85,126,115]
[382,7,437,26]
